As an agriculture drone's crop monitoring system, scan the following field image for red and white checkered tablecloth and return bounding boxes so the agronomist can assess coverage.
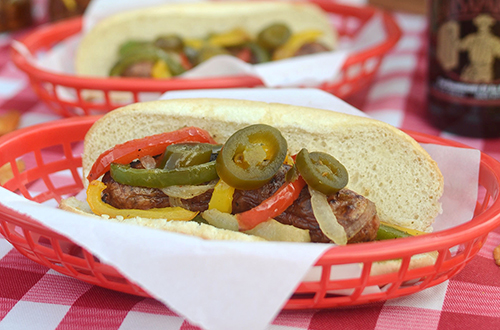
[1,7,500,330]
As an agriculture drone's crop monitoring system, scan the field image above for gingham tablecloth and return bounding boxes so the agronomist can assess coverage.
[1,9,500,330]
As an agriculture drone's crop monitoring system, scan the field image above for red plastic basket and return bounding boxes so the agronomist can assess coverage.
[11,0,401,117]
[1,116,500,309]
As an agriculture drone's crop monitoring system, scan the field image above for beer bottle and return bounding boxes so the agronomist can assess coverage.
[49,0,91,22]
[428,0,500,138]
[0,0,32,32]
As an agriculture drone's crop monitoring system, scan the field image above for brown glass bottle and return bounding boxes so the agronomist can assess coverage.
[0,0,32,32]
[49,0,91,22]
[428,0,500,138]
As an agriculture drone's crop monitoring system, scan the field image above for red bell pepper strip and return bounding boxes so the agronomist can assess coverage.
[179,53,193,70]
[87,126,216,182]
[236,176,306,231]
[236,47,252,63]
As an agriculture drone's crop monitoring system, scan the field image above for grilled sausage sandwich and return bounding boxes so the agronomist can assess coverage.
[60,98,444,250]
[75,1,337,79]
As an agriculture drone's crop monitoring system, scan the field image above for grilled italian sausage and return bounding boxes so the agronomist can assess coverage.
[101,163,379,243]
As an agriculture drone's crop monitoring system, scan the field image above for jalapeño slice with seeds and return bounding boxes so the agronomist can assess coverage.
[295,148,348,195]
[216,124,287,190]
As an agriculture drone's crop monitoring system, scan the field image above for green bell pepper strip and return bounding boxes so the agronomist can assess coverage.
[246,42,271,63]
[376,224,411,240]
[376,222,427,240]
[215,124,288,190]
[109,52,156,77]
[110,161,218,188]
[295,148,348,196]
[110,46,186,77]
[118,40,153,58]
[158,143,220,169]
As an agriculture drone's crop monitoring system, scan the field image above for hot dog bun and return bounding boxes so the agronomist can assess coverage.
[60,98,443,275]
[75,1,337,78]
[79,98,443,233]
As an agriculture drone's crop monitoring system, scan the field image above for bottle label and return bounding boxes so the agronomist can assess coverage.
[430,0,500,102]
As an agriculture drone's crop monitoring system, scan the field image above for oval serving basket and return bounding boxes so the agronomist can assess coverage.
[0,117,500,309]
[10,0,401,117]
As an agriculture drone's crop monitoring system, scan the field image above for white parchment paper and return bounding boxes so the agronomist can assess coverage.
[0,88,480,330]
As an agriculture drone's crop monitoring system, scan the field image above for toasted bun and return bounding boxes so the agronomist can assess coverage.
[76,1,336,78]
[80,98,443,233]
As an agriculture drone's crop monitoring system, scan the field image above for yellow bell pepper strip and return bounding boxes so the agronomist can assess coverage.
[376,221,427,240]
[272,30,324,61]
[209,28,251,47]
[87,180,198,220]
[184,38,205,50]
[235,176,306,231]
[381,221,427,236]
[151,60,172,79]
[208,179,235,213]
[196,45,230,64]
[87,127,216,182]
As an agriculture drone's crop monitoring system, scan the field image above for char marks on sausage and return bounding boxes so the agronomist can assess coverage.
[100,164,379,243]
[102,172,171,209]
[231,165,290,213]
[294,42,330,57]
[121,61,154,77]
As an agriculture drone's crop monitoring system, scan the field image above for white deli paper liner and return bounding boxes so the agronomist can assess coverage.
[14,0,389,91]
[0,88,480,330]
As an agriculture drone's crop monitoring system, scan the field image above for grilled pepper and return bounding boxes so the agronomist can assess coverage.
[208,179,235,213]
[376,222,427,240]
[246,42,271,63]
[295,148,348,196]
[110,46,186,77]
[151,60,172,79]
[209,28,250,47]
[257,23,291,49]
[87,127,216,182]
[215,124,288,190]
[236,176,306,230]
[154,34,184,52]
[272,30,324,60]
[196,45,230,64]
[87,180,198,220]
[110,161,218,188]
[118,40,152,57]
[158,143,219,169]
